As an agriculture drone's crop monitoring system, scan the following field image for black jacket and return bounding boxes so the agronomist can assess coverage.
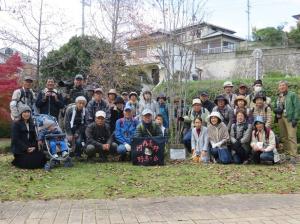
[110,107,124,133]
[11,120,37,155]
[68,86,88,104]
[202,100,215,113]
[85,122,112,147]
[35,89,64,119]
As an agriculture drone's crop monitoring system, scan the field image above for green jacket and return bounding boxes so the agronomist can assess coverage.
[275,91,300,122]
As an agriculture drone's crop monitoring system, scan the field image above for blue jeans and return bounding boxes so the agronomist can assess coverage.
[117,144,127,155]
[183,130,192,153]
[252,151,274,164]
[49,139,67,155]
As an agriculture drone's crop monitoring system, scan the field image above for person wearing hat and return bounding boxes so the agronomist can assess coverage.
[67,74,88,104]
[135,109,163,137]
[86,88,111,125]
[207,111,231,164]
[274,80,300,161]
[230,109,252,164]
[35,78,65,119]
[157,93,169,128]
[199,91,215,112]
[11,105,46,169]
[10,75,36,120]
[252,92,272,128]
[121,92,129,104]
[212,95,234,130]
[222,81,237,108]
[85,85,95,102]
[107,89,118,109]
[115,105,140,160]
[183,98,210,153]
[139,90,160,120]
[64,96,88,158]
[250,116,279,164]
[85,110,118,162]
[126,92,139,118]
[233,95,253,124]
[110,96,125,133]
[246,79,271,109]
[237,83,248,97]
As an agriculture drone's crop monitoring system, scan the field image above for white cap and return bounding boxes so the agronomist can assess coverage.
[192,98,202,106]
[95,110,106,118]
[223,81,233,88]
[142,108,153,116]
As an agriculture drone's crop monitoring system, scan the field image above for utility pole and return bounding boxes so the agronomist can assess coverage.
[36,0,44,88]
[246,0,250,48]
[81,0,91,36]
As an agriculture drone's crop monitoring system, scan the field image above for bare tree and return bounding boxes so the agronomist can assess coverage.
[0,0,69,86]
[150,0,206,144]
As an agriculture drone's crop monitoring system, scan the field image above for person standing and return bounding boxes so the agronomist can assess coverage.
[10,76,36,120]
[35,78,64,119]
[274,80,300,161]
[67,74,88,104]
[222,81,237,108]
[199,91,215,113]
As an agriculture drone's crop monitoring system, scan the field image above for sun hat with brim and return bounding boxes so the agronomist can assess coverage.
[115,96,125,105]
[253,116,265,125]
[239,83,248,88]
[143,90,152,95]
[121,92,128,96]
[234,95,247,106]
[142,108,153,116]
[223,81,234,88]
[253,92,266,103]
[19,105,32,116]
[192,98,202,106]
[94,88,103,94]
[108,89,117,96]
[214,95,229,105]
[208,111,223,122]
[200,91,209,96]
[157,93,167,101]
[24,76,34,82]
[95,110,106,118]
[129,92,138,98]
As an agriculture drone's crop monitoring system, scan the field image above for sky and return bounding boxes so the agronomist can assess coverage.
[0,0,300,54]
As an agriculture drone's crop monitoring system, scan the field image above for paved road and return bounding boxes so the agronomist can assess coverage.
[1,194,300,224]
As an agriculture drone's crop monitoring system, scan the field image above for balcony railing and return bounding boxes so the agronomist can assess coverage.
[199,45,236,54]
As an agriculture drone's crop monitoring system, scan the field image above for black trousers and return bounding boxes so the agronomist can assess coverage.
[12,151,46,169]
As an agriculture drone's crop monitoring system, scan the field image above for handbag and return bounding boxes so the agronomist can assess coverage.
[217,147,232,164]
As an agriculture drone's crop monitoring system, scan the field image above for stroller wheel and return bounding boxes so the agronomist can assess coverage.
[64,158,73,168]
[44,162,51,171]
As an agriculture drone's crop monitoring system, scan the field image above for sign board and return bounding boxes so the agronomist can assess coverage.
[131,137,165,166]
[170,148,186,160]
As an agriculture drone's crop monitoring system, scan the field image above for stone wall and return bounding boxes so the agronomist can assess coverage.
[196,47,300,79]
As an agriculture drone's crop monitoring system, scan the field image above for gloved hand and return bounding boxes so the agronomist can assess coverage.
[124,143,131,152]
[292,120,297,128]
[215,141,222,148]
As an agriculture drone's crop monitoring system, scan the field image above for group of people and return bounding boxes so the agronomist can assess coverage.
[9,73,299,169]
[184,80,299,164]
[9,74,168,168]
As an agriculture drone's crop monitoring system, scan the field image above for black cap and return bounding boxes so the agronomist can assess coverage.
[200,91,209,96]
[253,79,263,86]
[214,95,229,105]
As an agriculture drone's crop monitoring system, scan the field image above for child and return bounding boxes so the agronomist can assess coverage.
[38,117,68,158]
[191,117,209,163]
[155,114,168,138]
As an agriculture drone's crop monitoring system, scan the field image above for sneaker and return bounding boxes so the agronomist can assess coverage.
[62,151,69,158]
[53,154,59,158]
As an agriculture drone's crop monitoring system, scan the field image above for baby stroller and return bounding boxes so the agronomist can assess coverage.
[33,114,73,171]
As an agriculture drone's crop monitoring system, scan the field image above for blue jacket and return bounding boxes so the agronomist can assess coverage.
[115,118,139,144]
[158,103,169,128]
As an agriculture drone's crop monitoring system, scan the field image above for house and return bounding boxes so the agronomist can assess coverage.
[0,47,36,76]
[126,22,244,85]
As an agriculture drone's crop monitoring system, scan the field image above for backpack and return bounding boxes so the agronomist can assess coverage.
[17,88,34,105]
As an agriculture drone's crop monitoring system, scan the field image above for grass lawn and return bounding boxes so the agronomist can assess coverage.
[0,154,299,201]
